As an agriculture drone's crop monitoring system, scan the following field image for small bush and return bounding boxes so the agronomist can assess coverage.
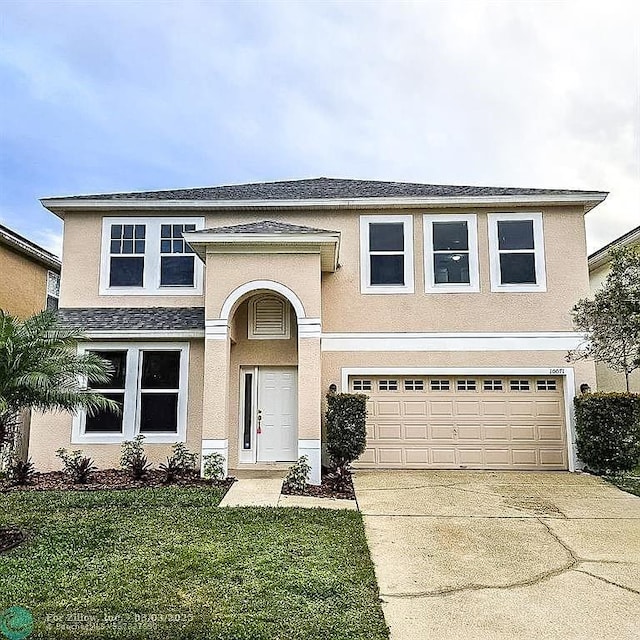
[159,457,180,484]
[284,455,311,492]
[574,392,640,475]
[120,435,152,479]
[8,458,36,485]
[202,452,225,481]
[326,393,367,490]
[56,448,97,484]
[169,442,198,475]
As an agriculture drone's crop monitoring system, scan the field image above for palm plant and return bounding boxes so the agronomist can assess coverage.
[0,310,120,450]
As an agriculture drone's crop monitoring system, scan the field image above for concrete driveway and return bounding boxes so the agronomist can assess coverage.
[353,471,640,640]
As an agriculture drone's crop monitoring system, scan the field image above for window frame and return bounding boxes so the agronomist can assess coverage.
[359,215,414,294]
[72,342,189,444]
[487,212,547,292]
[46,270,60,310]
[423,214,480,293]
[100,217,204,296]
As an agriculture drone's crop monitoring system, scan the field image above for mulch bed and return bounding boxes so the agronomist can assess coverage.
[0,469,235,493]
[282,471,355,500]
[0,527,26,553]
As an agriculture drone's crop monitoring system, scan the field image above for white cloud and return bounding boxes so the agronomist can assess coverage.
[0,0,637,252]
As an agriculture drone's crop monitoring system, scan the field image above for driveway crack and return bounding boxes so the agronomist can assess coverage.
[574,569,640,596]
[380,517,580,601]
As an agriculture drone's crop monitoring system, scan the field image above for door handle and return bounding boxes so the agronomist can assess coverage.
[257,410,262,434]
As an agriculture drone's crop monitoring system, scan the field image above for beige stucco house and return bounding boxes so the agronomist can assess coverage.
[588,224,640,394]
[29,178,608,483]
[0,223,61,317]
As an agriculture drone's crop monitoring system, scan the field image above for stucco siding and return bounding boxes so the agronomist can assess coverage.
[59,205,589,333]
[0,244,50,317]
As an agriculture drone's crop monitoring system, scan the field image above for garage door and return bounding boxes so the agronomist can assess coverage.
[350,375,567,470]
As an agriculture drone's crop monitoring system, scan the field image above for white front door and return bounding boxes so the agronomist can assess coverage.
[257,367,298,462]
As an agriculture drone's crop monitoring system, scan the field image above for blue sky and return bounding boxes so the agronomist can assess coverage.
[1,0,638,257]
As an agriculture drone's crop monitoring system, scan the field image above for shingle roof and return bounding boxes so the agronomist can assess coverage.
[58,307,204,331]
[46,177,605,202]
[189,220,339,235]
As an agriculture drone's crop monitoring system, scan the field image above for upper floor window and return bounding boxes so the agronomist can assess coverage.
[424,214,479,293]
[360,215,414,294]
[488,213,546,292]
[46,270,60,310]
[100,217,204,295]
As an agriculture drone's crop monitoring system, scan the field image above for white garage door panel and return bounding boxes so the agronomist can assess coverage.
[352,375,567,471]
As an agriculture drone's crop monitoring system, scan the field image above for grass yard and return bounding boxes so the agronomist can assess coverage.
[0,488,388,640]
[606,464,640,497]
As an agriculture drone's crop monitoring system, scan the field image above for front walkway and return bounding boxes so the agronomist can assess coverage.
[354,470,640,640]
[220,471,356,510]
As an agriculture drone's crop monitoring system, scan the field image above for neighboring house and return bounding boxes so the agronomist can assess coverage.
[0,223,61,461]
[588,224,640,393]
[0,223,61,317]
[29,178,607,483]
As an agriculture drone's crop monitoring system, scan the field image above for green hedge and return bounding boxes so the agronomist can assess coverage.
[326,393,368,468]
[574,393,640,475]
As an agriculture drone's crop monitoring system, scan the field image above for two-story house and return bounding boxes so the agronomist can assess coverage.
[29,178,606,483]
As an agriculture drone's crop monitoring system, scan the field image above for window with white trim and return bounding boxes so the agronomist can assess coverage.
[100,217,204,295]
[360,215,414,293]
[483,379,503,391]
[404,379,424,391]
[160,224,197,287]
[46,271,60,310]
[424,214,479,292]
[378,379,398,391]
[457,379,477,391]
[74,343,189,443]
[510,379,531,391]
[430,379,450,391]
[248,295,290,340]
[536,379,557,391]
[352,379,372,391]
[488,213,546,292]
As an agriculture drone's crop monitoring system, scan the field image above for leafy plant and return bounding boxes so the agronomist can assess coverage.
[202,452,225,481]
[0,310,120,455]
[326,393,368,491]
[8,457,36,485]
[120,435,152,479]
[56,448,97,484]
[283,455,311,493]
[567,246,640,391]
[159,456,181,484]
[574,393,640,475]
[169,442,198,475]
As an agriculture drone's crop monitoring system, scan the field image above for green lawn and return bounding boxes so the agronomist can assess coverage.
[607,464,640,497]
[0,488,388,640]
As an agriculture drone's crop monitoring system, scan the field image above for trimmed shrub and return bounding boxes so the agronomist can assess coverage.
[574,392,640,475]
[284,455,311,493]
[326,393,367,489]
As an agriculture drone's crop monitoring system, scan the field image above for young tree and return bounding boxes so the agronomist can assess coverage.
[0,310,119,456]
[567,246,640,391]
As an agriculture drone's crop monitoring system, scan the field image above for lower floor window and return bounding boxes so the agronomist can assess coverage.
[78,343,188,442]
